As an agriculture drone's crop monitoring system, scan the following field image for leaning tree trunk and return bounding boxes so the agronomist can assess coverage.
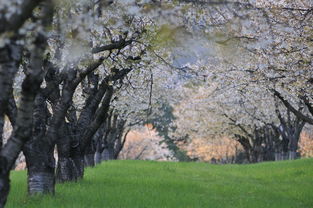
[81,86,113,161]
[112,122,128,160]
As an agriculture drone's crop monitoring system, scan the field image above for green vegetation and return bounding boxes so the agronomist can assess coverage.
[7,159,313,208]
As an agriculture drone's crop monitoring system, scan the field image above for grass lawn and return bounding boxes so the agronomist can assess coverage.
[6,158,313,208]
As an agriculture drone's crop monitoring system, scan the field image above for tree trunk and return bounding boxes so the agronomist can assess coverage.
[69,135,84,179]
[288,138,298,160]
[95,151,102,164]
[275,152,282,161]
[24,140,55,195]
[94,138,103,164]
[101,148,115,160]
[56,157,76,182]
[288,151,297,160]
[24,93,55,194]
[0,2,52,205]
[27,170,55,195]
[56,122,77,182]
[84,140,96,167]
[0,38,44,204]
[84,154,95,167]
[0,42,20,153]
[0,116,4,151]
[81,86,113,152]
[0,157,10,208]
[282,152,289,160]
[71,154,84,179]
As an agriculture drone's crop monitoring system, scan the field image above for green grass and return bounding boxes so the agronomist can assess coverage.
[7,159,313,208]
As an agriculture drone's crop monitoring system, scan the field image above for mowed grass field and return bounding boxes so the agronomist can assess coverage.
[7,159,313,208]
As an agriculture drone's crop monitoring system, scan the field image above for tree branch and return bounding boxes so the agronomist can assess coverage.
[92,40,133,54]
[272,89,313,125]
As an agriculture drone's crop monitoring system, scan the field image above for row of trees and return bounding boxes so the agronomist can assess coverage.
[0,0,164,206]
[168,0,313,163]
[0,0,312,207]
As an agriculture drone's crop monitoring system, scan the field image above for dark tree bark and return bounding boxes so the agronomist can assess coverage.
[101,147,115,160]
[0,32,46,206]
[55,72,101,176]
[94,126,106,164]
[46,58,104,150]
[80,68,132,155]
[84,142,96,167]
[16,1,55,196]
[56,121,78,183]
[99,113,128,161]
[58,67,132,173]
[113,127,129,159]
[24,57,105,193]
[67,114,85,179]
[23,69,55,193]
[226,114,264,163]
[0,92,17,151]
[274,105,305,160]
[55,105,82,182]
[81,86,113,154]
[6,92,17,126]
[54,62,126,182]
[70,139,84,180]
[235,134,253,162]
[0,40,21,151]
[273,89,313,125]
[0,0,48,204]
[263,127,280,161]
[0,117,4,151]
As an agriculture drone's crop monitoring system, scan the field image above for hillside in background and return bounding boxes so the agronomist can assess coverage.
[7,159,313,208]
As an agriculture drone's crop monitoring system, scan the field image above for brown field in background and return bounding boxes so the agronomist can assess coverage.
[122,125,313,162]
[299,131,313,158]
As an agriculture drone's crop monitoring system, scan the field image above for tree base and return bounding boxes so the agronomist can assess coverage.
[28,171,55,195]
